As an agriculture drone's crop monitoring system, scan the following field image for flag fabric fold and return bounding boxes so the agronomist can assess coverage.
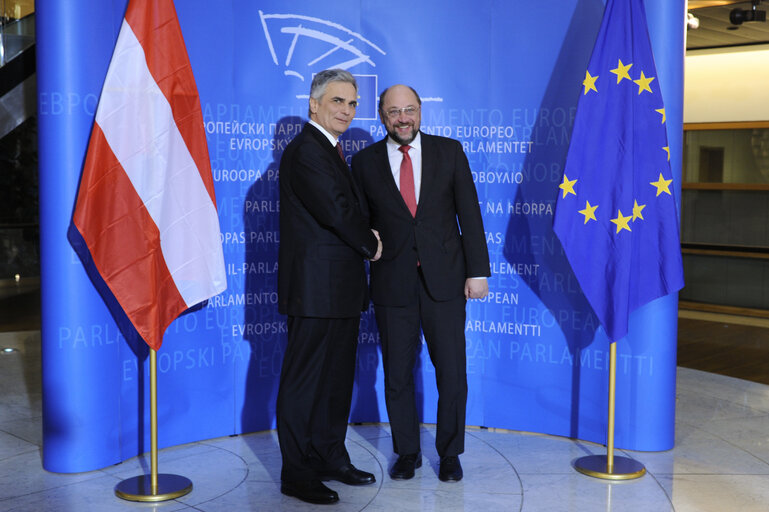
[552,0,684,342]
[73,0,226,351]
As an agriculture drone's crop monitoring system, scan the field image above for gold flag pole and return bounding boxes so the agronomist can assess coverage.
[115,349,193,501]
[574,341,646,480]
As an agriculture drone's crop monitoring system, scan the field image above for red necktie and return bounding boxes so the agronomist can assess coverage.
[336,142,346,164]
[399,145,417,217]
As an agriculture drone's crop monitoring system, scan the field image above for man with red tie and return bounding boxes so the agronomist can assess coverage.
[351,84,490,482]
[277,69,382,504]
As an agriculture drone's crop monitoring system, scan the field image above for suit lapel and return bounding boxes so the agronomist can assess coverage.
[305,123,356,188]
[370,140,405,214]
[308,124,350,173]
[374,138,424,218]
[415,132,437,218]
[333,145,365,207]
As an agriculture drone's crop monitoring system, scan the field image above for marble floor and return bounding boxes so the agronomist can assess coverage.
[3,328,769,511]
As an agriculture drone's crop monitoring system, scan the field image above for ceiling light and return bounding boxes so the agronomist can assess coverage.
[687,12,701,29]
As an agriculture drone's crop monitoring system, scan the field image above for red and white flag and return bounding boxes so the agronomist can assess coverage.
[73,0,226,351]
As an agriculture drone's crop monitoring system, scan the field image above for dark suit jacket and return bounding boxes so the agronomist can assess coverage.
[351,132,490,306]
[278,123,378,318]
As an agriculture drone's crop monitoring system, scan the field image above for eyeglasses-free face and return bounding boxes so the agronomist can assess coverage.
[309,81,358,138]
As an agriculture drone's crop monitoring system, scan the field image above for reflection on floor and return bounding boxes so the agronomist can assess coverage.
[2,286,769,510]
[678,310,769,386]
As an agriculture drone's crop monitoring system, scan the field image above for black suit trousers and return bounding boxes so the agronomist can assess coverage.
[276,316,358,482]
[374,271,468,457]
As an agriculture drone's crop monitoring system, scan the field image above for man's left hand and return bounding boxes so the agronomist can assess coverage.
[464,278,488,300]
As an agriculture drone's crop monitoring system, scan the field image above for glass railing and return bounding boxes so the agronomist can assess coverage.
[1,1,35,67]
[681,123,769,314]
[0,1,37,283]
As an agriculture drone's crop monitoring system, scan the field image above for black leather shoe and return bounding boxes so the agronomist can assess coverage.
[438,455,463,482]
[280,479,339,504]
[389,453,422,480]
[317,463,376,485]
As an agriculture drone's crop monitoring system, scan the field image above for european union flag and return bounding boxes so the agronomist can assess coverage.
[352,74,378,120]
[552,0,684,342]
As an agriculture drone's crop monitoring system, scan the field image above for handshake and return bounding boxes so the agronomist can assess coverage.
[371,229,382,262]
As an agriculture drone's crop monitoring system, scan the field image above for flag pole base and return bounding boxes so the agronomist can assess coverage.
[574,455,646,480]
[115,474,192,502]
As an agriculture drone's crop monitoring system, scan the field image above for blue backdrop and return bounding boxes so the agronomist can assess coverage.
[37,0,684,473]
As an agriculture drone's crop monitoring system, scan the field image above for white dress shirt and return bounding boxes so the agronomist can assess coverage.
[386,132,422,203]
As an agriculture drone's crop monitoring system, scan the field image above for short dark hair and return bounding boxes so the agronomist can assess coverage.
[378,85,422,113]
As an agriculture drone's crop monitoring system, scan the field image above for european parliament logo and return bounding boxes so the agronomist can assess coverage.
[258,10,385,120]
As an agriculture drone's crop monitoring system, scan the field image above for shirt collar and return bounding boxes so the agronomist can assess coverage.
[387,131,422,152]
[309,119,339,147]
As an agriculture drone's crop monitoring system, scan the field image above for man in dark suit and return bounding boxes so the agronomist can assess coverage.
[351,84,490,483]
[277,69,382,505]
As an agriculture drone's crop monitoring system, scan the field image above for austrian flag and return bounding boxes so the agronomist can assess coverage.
[73,0,226,351]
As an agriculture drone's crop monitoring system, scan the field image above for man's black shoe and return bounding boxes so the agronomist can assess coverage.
[438,455,463,482]
[280,479,339,504]
[389,453,422,480]
[317,463,376,485]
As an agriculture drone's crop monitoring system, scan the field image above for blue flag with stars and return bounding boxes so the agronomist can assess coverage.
[552,0,684,342]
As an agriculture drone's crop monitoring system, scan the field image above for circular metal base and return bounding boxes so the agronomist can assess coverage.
[574,455,646,480]
[115,474,193,502]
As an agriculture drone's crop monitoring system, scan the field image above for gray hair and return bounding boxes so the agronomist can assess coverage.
[309,69,358,116]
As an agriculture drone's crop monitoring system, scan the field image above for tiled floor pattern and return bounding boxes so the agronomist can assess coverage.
[3,330,769,511]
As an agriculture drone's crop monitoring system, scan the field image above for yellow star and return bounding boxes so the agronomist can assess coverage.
[632,200,646,221]
[610,59,633,84]
[582,70,598,95]
[610,210,632,234]
[650,173,673,196]
[633,71,655,94]
[655,107,666,123]
[663,146,670,161]
[578,201,598,224]
[559,174,577,198]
